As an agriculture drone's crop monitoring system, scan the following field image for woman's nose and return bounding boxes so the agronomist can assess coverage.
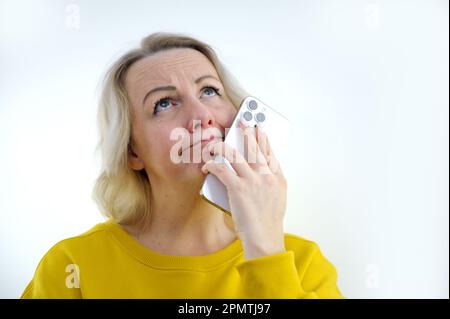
[186,101,215,133]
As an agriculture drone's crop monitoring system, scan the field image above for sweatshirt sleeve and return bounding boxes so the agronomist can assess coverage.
[21,242,82,299]
[235,244,344,299]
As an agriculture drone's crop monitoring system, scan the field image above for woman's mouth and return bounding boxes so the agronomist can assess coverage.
[192,134,221,149]
[178,134,222,156]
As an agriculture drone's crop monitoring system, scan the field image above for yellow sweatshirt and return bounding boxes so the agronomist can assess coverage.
[21,219,343,299]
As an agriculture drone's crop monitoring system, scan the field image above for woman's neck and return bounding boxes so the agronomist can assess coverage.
[121,178,237,256]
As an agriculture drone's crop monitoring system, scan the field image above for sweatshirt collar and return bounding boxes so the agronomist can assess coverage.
[101,219,244,271]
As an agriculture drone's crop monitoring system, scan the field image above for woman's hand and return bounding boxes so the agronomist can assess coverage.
[201,120,288,260]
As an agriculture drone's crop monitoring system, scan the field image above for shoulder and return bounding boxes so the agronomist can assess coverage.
[58,220,111,246]
[21,221,113,298]
[30,221,113,274]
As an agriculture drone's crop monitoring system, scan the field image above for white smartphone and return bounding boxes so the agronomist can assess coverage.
[199,96,291,215]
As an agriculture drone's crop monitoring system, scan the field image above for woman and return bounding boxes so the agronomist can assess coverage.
[21,32,343,299]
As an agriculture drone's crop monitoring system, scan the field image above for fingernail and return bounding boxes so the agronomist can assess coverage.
[240,117,249,127]
[208,144,215,156]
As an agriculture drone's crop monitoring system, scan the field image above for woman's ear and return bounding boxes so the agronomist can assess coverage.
[128,143,145,170]
[128,143,137,156]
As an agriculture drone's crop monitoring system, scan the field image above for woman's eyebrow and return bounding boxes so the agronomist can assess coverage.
[142,74,220,107]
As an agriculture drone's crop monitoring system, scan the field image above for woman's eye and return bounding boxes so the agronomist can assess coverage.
[153,87,220,115]
[203,86,220,97]
[153,97,175,114]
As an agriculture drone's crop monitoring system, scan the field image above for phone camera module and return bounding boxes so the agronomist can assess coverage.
[243,111,253,121]
[248,100,258,110]
[255,112,266,123]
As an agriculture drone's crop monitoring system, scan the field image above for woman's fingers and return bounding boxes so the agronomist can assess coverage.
[246,122,283,177]
[201,158,240,190]
[257,126,282,175]
[207,141,252,178]
[256,125,269,158]
[255,125,275,175]
[238,120,268,172]
[204,121,283,180]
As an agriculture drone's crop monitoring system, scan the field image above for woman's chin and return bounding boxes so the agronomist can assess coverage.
[178,160,207,175]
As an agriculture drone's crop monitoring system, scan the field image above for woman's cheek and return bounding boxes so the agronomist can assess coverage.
[217,104,237,126]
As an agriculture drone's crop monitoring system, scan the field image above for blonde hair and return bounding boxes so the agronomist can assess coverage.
[91,32,249,227]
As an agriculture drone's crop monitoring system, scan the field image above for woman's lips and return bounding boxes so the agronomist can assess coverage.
[193,135,220,148]
[180,135,221,154]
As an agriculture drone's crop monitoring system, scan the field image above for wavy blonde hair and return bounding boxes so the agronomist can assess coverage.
[91,32,249,227]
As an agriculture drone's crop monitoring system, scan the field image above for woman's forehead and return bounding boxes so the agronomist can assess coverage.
[127,48,217,87]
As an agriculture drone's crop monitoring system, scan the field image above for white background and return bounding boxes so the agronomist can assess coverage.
[0,0,448,298]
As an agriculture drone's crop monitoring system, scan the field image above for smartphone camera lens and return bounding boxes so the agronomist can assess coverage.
[255,112,265,123]
[243,111,253,121]
[248,100,258,110]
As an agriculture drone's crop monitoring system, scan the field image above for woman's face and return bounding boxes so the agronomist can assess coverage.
[125,48,237,183]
